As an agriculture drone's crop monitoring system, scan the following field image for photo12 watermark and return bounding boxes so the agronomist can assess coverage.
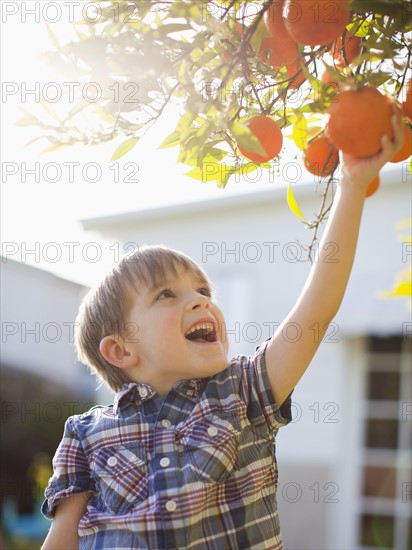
[201,240,340,264]
[1,241,144,264]
[1,320,140,345]
[1,1,140,24]
[2,80,142,105]
[2,161,139,184]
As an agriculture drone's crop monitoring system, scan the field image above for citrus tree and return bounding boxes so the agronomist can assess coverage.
[21,0,411,246]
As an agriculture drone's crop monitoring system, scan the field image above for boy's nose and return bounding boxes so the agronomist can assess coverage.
[186,292,210,310]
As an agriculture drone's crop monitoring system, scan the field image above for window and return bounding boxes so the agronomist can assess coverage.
[357,335,411,549]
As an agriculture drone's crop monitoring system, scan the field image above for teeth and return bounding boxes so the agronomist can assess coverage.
[185,323,215,336]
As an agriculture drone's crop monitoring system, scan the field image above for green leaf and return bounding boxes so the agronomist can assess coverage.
[185,160,235,188]
[287,184,306,221]
[347,19,371,37]
[250,16,271,52]
[94,104,118,124]
[206,162,235,187]
[369,71,392,87]
[74,28,88,40]
[307,126,324,140]
[190,48,205,62]
[110,137,139,162]
[292,115,308,150]
[45,23,60,50]
[216,167,234,188]
[200,147,227,163]
[66,101,89,120]
[379,263,412,302]
[15,112,42,127]
[24,135,44,147]
[176,112,195,134]
[158,131,180,149]
[184,166,204,181]
[391,282,412,297]
[157,23,192,37]
[177,59,191,86]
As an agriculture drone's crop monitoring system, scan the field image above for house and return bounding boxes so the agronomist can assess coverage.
[1,257,94,395]
[80,165,411,550]
[0,258,104,539]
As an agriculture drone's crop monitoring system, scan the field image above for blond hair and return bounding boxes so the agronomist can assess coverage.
[75,245,212,392]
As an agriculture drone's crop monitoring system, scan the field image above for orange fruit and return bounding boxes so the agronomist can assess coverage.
[260,35,299,70]
[286,59,306,88]
[327,86,394,157]
[303,133,339,177]
[331,31,362,65]
[401,79,412,122]
[390,122,412,163]
[264,0,291,41]
[237,115,283,163]
[283,0,350,47]
[366,175,380,197]
[321,68,336,84]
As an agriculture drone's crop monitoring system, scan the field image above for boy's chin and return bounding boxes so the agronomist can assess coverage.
[208,355,229,375]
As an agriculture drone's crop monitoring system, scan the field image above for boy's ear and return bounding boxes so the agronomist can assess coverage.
[99,335,138,369]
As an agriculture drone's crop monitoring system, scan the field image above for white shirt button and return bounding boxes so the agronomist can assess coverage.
[160,457,170,468]
[165,499,177,512]
[107,456,118,467]
[207,426,218,437]
[161,419,171,428]
[139,387,148,398]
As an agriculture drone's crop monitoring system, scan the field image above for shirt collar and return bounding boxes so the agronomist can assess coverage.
[174,378,208,401]
[113,378,208,413]
[113,382,155,414]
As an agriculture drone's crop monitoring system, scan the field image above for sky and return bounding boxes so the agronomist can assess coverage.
[1,1,300,287]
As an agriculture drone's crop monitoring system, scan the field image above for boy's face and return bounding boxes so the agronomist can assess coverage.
[124,264,229,395]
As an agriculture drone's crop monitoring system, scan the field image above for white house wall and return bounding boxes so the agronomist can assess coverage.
[1,258,94,395]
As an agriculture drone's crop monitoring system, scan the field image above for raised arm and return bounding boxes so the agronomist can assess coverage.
[41,492,92,550]
[265,109,404,406]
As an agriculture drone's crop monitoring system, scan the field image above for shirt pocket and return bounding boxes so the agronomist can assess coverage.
[90,443,148,514]
[232,427,276,502]
[180,414,241,484]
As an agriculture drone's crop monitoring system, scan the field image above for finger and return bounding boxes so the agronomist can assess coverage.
[391,102,402,119]
[380,133,392,155]
[391,113,405,150]
[379,114,404,159]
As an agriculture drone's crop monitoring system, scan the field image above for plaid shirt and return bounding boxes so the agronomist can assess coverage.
[42,339,292,549]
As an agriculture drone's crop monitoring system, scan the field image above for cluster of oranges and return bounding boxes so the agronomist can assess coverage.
[233,0,412,197]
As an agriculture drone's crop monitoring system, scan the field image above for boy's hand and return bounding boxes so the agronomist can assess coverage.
[338,106,405,193]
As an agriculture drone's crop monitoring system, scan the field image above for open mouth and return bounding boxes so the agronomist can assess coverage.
[185,322,218,343]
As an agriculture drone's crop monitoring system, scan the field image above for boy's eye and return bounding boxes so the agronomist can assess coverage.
[198,287,212,298]
[157,288,175,299]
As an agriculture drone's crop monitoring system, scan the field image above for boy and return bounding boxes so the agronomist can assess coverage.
[41,113,403,550]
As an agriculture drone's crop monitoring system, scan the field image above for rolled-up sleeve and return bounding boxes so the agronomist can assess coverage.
[238,338,293,433]
[41,416,94,519]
